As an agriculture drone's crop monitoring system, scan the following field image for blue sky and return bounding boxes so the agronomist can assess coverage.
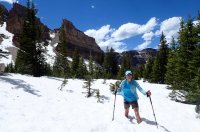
[1,0,200,52]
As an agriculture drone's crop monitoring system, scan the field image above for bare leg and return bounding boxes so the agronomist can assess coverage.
[134,107,142,124]
[125,108,129,118]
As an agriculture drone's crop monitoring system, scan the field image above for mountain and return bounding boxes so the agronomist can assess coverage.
[0,3,104,64]
[119,49,157,67]
[53,19,104,62]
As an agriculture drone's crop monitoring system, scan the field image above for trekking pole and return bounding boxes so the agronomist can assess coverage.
[149,96,158,128]
[112,90,117,121]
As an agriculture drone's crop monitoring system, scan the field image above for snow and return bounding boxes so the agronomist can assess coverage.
[50,33,55,39]
[44,44,56,66]
[0,74,199,132]
[0,22,15,65]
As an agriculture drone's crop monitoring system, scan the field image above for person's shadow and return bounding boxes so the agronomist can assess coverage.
[142,118,171,132]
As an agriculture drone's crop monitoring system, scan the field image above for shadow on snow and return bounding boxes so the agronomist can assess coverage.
[0,76,41,97]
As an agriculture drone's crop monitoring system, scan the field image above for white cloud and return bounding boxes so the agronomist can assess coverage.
[134,32,154,50]
[0,0,18,4]
[135,41,151,51]
[85,17,157,52]
[142,32,154,41]
[85,25,114,44]
[111,17,157,41]
[155,17,181,42]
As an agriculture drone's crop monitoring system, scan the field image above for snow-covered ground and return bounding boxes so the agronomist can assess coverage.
[0,22,16,65]
[0,74,199,132]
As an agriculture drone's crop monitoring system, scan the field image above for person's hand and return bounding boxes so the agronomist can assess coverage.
[146,90,151,97]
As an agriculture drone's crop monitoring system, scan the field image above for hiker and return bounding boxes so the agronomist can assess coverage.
[115,70,151,124]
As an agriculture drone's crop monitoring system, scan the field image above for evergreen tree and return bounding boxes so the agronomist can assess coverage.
[151,54,161,83]
[77,57,87,79]
[165,37,177,85]
[71,48,80,78]
[151,33,169,83]
[174,17,197,91]
[143,57,153,81]
[135,65,145,80]
[88,54,94,77]
[4,63,15,73]
[15,0,46,77]
[83,75,94,97]
[53,23,70,78]
[158,32,169,83]
[117,54,131,80]
[103,47,118,79]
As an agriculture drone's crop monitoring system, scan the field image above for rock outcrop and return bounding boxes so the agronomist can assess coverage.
[6,3,50,47]
[54,19,104,62]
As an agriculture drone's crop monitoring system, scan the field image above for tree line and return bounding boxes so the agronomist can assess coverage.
[139,14,200,104]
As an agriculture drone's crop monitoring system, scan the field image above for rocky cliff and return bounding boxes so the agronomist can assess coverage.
[6,3,50,47]
[54,19,104,62]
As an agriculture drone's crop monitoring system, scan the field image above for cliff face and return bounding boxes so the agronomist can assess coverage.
[6,3,50,47]
[54,19,104,61]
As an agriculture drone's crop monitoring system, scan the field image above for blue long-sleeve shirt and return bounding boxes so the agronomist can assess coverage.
[117,79,146,102]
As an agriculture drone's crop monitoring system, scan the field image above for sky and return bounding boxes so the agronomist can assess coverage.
[0,0,200,52]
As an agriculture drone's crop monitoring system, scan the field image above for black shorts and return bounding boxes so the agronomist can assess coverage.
[124,101,138,109]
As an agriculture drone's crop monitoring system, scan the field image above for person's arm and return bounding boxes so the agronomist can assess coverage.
[134,81,151,97]
[114,80,124,94]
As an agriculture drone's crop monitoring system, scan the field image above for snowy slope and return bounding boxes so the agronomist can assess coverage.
[0,74,199,132]
[0,22,16,65]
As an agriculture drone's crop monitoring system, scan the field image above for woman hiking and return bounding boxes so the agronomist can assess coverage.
[115,70,151,124]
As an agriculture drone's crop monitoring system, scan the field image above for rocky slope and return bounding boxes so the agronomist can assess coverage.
[53,19,104,61]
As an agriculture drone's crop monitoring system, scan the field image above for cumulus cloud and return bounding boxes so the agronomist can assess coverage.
[111,17,157,41]
[155,17,181,42]
[0,0,18,4]
[85,25,114,44]
[85,17,157,52]
[85,17,182,52]
[135,32,154,50]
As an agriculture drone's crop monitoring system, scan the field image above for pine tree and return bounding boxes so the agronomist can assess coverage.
[96,89,100,103]
[158,32,169,83]
[186,13,200,103]
[143,57,153,81]
[151,54,160,83]
[103,47,118,79]
[53,23,70,78]
[117,54,131,80]
[135,65,145,79]
[15,0,46,77]
[71,48,80,78]
[151,33,169,83]
[165,37,177,86]
[77,57,87,79]
[83,74,94,97]
[174,17,197,91]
